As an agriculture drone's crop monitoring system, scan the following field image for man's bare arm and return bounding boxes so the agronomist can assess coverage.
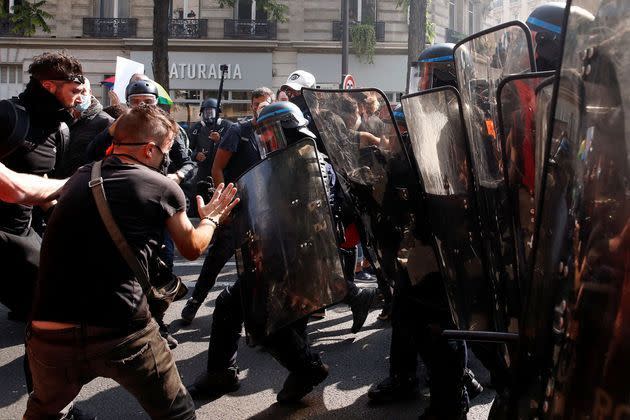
[211,148,233,186]
[166,183,239,260]
[0,163,67,204]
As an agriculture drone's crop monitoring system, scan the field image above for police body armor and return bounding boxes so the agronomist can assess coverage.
[301,88,439,294]
[401,86,496,332]
[233,138,347,343]
[453,21,537,328]
[513,1,630,417]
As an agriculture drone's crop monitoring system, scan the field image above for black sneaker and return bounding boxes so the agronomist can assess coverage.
[367,375,419,404]
[181,298,203,325]
[350,288,377,333]
[464,368,483,401]
[65,406,97,420]
[188,367,240,400]
[277,362,329,404]
[159,327,178,350]
[355,270,375,281]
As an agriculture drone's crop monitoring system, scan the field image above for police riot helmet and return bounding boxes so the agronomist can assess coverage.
[526,3,565,71]
[200,97,219,124]
[255,101,315,158]
[413,43,457,92]
[125,80,159,106]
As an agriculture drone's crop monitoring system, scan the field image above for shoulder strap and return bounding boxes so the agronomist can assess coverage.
[89,161,152,293]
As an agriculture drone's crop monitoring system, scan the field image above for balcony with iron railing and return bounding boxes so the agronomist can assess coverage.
[223,19,277,40]
[0,17,12,36]
[332,21,385,42]
[83,18,138,38]
[169,19,208,39]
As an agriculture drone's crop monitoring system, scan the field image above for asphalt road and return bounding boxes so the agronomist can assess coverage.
[0,253,494,419]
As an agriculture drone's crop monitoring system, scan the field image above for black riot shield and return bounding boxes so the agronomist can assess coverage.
[401,86,497,332]
[496,71,555,291]
[233,139,347,342]
[301,88,439,293]
[515,1,630,417]
[453,22,536,326]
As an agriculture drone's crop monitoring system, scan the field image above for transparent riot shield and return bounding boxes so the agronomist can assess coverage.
[453,22,536,323]
[233,139,347,342]
[496,71,555,290]
[401,86,496,332]
[516,1,630,417]
[301,88,439,292]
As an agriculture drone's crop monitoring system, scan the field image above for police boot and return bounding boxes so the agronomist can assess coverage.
[277,360,329,404]
[464,368,483,401]
[350,288,377,333]
[187,366,240,400]
[367,374,420,403]
[181,297,203,325]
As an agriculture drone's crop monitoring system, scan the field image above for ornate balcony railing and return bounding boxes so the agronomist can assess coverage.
[223,19,277,40]
[82,18,137,38]
[332,21,385,42]
[169,19,208,39]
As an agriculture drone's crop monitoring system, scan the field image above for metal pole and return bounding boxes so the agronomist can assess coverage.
[341,0,349,87]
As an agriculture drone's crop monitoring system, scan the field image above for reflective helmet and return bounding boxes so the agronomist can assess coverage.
[526,3,565,71]
[200,98,219,125]
[255,101,315,158]
[410,43,457,93]
[125,80,159,106]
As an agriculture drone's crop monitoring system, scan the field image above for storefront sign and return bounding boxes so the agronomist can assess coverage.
[130,51,272,90]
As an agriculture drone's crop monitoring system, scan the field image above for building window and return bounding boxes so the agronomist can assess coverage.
[0,64,23,101]
[468,1,474,34]
[349,0,377,23]
[171,0,200,19]
[448,0,456,29]
[170,89,253,122]
[97,0,130,18]
[234,0,268,20]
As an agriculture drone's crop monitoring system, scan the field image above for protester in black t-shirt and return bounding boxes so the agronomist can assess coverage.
[180,87,272,323]
[25,105,238,419]
[0,52,85,320]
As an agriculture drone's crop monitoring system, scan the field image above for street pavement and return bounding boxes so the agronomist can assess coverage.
[0,252,495,419]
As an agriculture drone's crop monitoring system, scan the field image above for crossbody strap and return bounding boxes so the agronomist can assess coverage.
[89,160,152,293]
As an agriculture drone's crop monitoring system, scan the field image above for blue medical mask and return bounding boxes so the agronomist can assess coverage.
[74,94,91,113]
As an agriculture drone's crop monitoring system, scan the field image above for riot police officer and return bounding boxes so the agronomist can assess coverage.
[188,98,233,184]
[525,2,565,71]
[367,43,481,420]
[189,100,347,404]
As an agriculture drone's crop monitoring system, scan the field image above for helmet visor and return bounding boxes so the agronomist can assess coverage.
[255,120,288,159]
[416,61,456,91]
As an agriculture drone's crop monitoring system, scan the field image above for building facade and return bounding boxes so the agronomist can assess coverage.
[1,0,535,122]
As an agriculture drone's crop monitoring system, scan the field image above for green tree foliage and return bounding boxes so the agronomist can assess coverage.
[0,0,52,36]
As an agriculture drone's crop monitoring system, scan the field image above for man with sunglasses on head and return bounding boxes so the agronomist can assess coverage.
[0,51,85,320]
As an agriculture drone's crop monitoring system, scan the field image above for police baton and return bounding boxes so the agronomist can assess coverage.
[213,64,229,133]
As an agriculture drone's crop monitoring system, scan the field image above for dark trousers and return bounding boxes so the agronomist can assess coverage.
[389,272,468,415]
[25,320,195,420]
[205,278,318,374]
[190,224,235,303]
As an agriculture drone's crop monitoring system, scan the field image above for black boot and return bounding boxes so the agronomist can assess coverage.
[277,361,329,404]
[367,375,420,403]
[188,366,240,400]
[350,288,377,333]
[181,297,203,325]
[464,368,483,401]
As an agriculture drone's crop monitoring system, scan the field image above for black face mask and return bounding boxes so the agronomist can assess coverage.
[113,141,170,175]
[156,146,171,176]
